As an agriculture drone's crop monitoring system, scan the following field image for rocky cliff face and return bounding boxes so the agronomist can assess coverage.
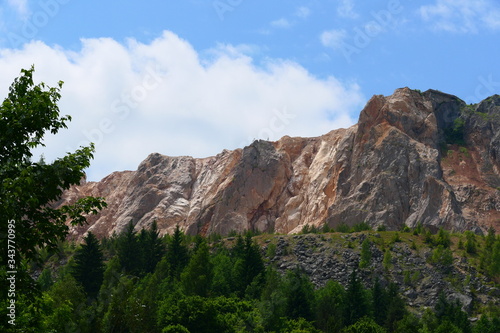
[59,88,500,239]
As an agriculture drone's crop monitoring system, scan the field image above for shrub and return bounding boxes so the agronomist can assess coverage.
[352,222,372,232]
[336,223,351,233]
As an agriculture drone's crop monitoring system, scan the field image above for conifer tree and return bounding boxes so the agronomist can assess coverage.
[283,267,315,321]
[139,220,165,273]
[232,233,265,295]
[315,280,345,333]
[371,278,387,326]
[181,239,213,296]
[117,221,142,275]
[344,270,370,326]
[166,225,189,279]
[72,232,104,298]
[359,238,372,268]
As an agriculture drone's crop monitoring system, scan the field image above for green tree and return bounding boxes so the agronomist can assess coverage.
[465,231,477,254]
[211,249,234,296]
[181,239,213,297]
[158,295,262,333]
[281,317,321,333]
[0,66,106,278]
[382,249,392,271]
[434,292,471,333]
[384,283,407,331]
[430,245,454,273]
[359,239,372,268]
[489,241,500,277]
[101,275,136,332]
[259,267,287,332]
[117,221,142,275]
[394,313,422,333]
[435,228,451,248]
[371,278,387,327]
[37,268,54,291]
[484,226,496,250]
[344,270,370,326]
[232,233,265,296]
[315,280,345,333]
[283,267,315,322]
[166,225,189,280]
[45,274,92,332]
[342,316,387,333]
[72,232,105,298]
[140,220,166,273]
[473,314,500,333]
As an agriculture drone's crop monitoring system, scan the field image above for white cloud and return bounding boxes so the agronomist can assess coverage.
[337,0,358,19]
[295,6,311,19]
[0,31,365,181]
[271,18,292,29]
[419,0,500,33]
[320,29,349,50]
[7,0,28,17]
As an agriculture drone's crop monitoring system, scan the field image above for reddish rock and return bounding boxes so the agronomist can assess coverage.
[60,88,500,239]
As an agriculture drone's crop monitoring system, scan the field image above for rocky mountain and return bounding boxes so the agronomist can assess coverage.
[59,88,500,239]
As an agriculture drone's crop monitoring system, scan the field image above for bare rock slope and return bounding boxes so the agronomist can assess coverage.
[60,88,500,239]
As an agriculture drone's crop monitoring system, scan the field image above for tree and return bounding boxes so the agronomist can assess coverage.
[315,280,345,333]
[117,221,142,275]
[465,231,477,254]
[259,267,287,332]
[166,225,189,280]
[371,278,387,326]
[210,248,233,296]
[359,239,372,268]
[435,228,451,248]
[141,220,166,273]
[232,233,265,296]
[344,270,370,326]
[434,292,471,333]
[181,239,213,297]
[430,245,454,273]
[283,267,315,322]
[384,283,407,331]
[0,66,106,264]
[342,316,387,333]
[71,232,105,298]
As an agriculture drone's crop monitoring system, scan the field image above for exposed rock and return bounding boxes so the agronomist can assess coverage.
[258,233,499,315]
[59,88,500,239]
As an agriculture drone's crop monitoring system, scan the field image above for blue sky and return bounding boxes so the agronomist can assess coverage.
[1,0,499,181]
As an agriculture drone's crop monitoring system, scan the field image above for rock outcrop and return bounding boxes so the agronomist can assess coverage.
[58,88,500,239]
[258,232,500,314]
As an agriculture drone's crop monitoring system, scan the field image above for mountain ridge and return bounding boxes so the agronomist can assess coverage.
[58,87,500,239]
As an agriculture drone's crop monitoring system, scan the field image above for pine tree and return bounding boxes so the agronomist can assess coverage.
[465,231,477,254]
[283,267,315,321]
[72,232,104,298]
[359,239,372,268]
[117,221,142,275]
[344,269,370,326]
[232,233,265,296]
[181,239,213,296]
[383,249,392,271]
[372,278,387,326]
[139,220,165,273]
[166,225,189,279]
[384,282,407,331]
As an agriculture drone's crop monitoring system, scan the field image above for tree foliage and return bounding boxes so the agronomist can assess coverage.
[71,231,104,298]
[0,66,106,262]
